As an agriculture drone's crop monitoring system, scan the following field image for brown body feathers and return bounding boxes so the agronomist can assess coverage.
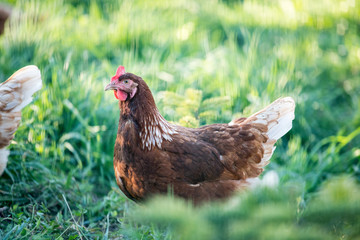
[107,68,295,204]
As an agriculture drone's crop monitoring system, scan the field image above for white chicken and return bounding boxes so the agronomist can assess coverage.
[0,65,42,176]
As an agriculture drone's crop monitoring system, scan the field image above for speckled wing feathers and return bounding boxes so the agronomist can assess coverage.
[156,97,295,203]
[220,97,295,179]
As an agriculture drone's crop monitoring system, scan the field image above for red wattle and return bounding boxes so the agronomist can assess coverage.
[115,89,128,101]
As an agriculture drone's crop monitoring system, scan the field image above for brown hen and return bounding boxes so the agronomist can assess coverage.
[105,66,295,204]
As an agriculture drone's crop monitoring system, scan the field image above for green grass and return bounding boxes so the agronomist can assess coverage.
[0,0,359,239]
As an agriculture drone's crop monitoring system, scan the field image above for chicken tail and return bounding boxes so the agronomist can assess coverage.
[247,97,295,138]
[249,97,295,166]
[230,97,295,167]
[0,65,42,175]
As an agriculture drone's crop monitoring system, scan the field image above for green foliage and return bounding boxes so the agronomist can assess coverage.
[134,177,360,240]
[0,0,359,239]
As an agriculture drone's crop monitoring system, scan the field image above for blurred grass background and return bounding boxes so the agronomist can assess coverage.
[0,0,359,239]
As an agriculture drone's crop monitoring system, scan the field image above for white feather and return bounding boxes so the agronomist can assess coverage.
[0,65,42,176]
[231,97,295,168]
[139,112,176,150]
[0,149,9,176]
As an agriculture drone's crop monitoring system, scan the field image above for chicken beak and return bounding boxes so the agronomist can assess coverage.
[104,82,117,91]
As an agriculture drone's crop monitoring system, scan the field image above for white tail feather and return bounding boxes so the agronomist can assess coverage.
[235,97,295,166]
[245,97,295,140]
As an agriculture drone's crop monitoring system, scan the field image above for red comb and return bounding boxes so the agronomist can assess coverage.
[111,66,126,82]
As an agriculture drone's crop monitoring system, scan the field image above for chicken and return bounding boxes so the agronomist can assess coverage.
[105,66,295,204]
[0,65,42,176]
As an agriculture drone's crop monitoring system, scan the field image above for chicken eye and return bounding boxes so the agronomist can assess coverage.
[123,80,129,84]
